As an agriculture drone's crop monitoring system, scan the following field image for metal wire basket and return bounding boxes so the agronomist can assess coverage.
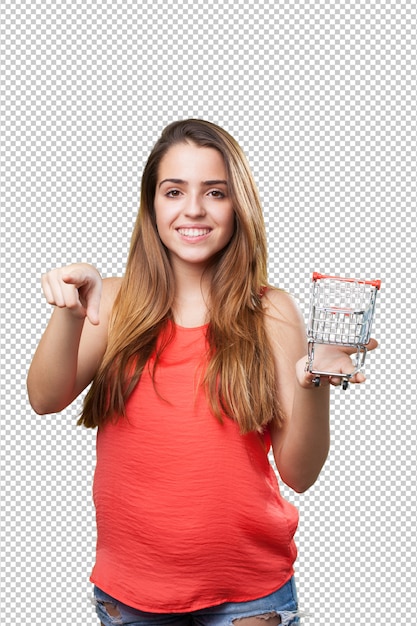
[306,272,381,389]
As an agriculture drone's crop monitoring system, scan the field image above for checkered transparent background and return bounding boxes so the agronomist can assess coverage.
[1,1,416,624]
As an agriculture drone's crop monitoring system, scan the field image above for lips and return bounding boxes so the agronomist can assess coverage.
[177,228,212,238]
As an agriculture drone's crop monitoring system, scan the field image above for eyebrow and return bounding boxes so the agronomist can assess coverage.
[158,178,228,188]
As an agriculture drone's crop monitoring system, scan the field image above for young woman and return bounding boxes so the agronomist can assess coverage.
[27,119,377,626]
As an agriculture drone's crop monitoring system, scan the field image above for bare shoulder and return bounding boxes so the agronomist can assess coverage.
[262,287,307,358]
[103,275,123,296]
[263,287,305,327]
[100,276,123,317]
[262,288,308,435]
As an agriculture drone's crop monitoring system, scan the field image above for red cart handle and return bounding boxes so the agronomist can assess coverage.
[312,272,381,290]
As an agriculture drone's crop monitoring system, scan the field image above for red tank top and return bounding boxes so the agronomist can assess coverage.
[90,322,298,612]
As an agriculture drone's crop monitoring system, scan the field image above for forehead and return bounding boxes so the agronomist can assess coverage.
[157,142,227,180]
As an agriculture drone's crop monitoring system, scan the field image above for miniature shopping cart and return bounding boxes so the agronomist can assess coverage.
[306,273,381,389]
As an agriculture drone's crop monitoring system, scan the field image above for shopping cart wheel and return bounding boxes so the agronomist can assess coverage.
[313,376,321,387]
[342,379,349,390]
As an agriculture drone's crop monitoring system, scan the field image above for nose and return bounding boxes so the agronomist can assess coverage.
[184,193,206,217]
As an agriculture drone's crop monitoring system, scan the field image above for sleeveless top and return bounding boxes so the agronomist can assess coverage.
[90,321,299,612]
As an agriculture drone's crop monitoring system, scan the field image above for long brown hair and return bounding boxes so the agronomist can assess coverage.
[79,119,283,432]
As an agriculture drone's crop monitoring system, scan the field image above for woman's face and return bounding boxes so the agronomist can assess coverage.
[154,141,235,274]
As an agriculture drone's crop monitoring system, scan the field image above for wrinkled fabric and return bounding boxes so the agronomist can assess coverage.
[91,322,298,612]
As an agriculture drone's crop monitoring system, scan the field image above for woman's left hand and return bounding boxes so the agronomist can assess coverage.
[296,338,379,388]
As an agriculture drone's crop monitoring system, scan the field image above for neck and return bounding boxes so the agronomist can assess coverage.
[170,262,212,327]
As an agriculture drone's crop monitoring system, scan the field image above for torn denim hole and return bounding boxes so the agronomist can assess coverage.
[278,609,308,625]
[232,611,281,625]
[93,597,124,625]
[232,609,307,626]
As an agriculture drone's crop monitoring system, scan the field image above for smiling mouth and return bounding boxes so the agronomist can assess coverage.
[177,228,212,237]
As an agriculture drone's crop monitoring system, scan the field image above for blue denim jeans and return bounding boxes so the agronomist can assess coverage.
[94,577,301,626]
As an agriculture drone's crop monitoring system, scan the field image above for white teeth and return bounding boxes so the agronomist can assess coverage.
[178,228,210,237]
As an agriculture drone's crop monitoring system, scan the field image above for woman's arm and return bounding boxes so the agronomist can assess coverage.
[264,289,377,493]
[27,264,121,415]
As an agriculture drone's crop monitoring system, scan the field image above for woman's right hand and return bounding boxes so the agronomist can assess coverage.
[41,263,103,326]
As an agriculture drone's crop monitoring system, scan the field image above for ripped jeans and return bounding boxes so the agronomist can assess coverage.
[94,576,301,626]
